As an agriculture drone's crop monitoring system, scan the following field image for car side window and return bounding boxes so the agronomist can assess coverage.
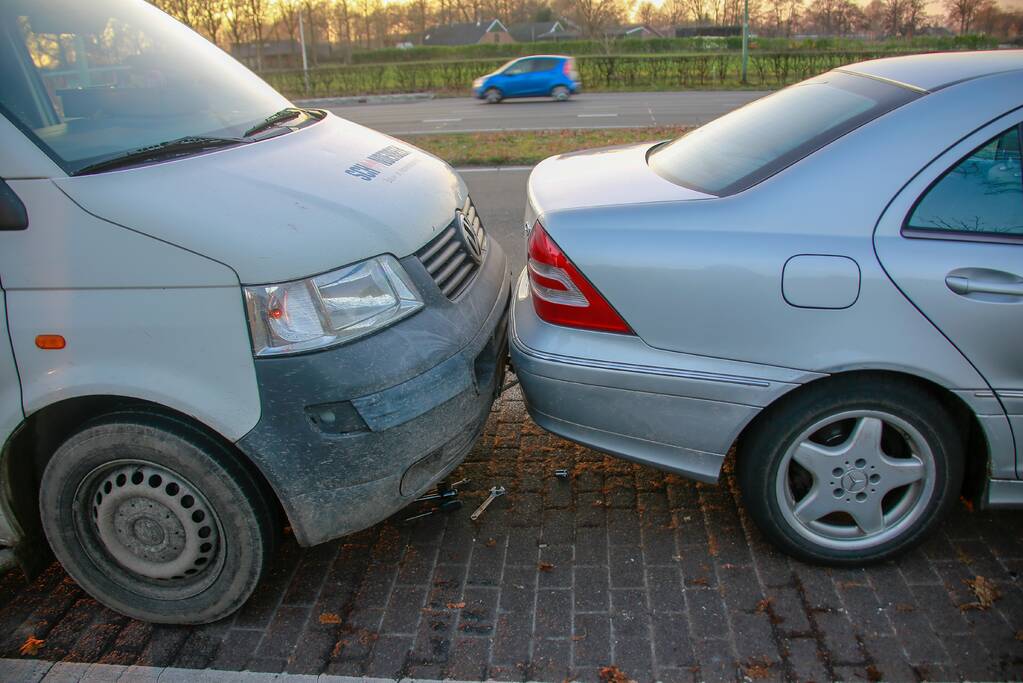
[504,60,532,75]
[906,125,1023,237]
[532,59,557,72]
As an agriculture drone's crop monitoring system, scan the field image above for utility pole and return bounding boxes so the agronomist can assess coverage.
[741,0,749,84]
[299,9,310,95]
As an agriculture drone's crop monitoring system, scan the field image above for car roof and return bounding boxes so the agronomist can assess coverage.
[839,50,1023,93]
[515,55,570,60]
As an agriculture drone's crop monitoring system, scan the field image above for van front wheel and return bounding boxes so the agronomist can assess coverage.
[39,413,275,624]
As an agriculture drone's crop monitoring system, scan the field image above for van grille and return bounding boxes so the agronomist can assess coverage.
[416,197,487,299]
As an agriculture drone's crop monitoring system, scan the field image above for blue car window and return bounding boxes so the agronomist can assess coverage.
[503,60,532,75]
[531,59,558,72]
[907,126,1023,237]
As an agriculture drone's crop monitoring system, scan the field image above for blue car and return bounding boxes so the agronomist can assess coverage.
[473,55,581,103]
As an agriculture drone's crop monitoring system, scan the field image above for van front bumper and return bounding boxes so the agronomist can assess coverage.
[237,242,510,546]
[509,270,820,483]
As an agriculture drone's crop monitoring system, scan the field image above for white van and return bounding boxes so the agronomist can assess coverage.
[0,0,509,623]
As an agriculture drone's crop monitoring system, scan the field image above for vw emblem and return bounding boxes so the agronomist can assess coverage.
[841,470,867,493]
[459,211,484,264]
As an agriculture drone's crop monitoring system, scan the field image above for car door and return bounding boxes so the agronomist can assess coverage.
[500,59,533,97]
[874,113,1023,477]
[525,59,557,96]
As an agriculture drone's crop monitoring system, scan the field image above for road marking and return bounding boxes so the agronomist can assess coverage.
[393,125,637,135]
[577,113,618,118]
[422,118,463,122]
[648,106,657,124]
[455,166,533,172]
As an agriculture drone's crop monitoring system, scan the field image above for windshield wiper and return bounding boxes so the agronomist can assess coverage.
[75,136,246,175]
[243,108,306,137]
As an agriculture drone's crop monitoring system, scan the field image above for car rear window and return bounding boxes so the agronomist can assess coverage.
[648,72,921,196]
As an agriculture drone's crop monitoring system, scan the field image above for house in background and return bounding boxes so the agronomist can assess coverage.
[607,24,664,39]
[675,25,741,38]
[508,20,579,42]
[231,40,334,69]
[422,19,514,46]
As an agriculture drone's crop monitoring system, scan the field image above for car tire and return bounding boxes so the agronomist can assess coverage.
[39,412,276,624]
[485,88,502,104]
[737,375,963,565]
[551,86,570,101]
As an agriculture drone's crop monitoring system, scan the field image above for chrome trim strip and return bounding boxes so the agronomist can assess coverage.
[834,68,929,94]
[513,339,772,388]
[974,390,996,398]
[996,390,1023,399]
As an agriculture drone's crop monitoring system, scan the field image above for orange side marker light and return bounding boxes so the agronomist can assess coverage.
[35,335,66,350]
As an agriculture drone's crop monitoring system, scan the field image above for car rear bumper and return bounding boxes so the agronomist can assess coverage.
[237,242,510,546]
[509,269,819,482]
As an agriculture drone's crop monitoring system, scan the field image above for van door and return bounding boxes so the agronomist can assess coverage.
[874,115,1023,478]
[0,181,26,546]
[0,180,25,450]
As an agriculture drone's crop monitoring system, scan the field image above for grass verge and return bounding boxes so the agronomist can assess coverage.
[404,126,689,167]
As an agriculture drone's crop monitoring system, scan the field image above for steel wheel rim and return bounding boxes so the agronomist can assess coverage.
[775,409,935,551]
[73,459,225,600]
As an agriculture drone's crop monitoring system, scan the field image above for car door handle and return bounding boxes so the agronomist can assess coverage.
[946,274,1023,298]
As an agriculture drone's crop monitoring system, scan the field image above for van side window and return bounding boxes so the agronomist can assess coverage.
[906,126,1023,237]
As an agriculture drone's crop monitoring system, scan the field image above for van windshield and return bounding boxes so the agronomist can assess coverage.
[647,72,920,196]
[0,0,293,175]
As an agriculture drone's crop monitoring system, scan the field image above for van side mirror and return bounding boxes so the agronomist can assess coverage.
[0,180,28,231]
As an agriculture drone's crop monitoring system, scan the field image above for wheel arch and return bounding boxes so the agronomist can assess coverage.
[1,394,285,576]
[735,369,990,498]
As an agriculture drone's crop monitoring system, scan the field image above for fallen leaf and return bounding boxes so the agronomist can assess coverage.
[19,636,44,656]
[1015,630,1023,642]
[447,601,466,609]
[959,496,975,513]
[960,575,1001,611]
[742,658,772,680]
[539,562,555,572]
[485,538,497,548]
[755,598,773,614]
[318,612,341,624]
[599,665,633,683]
[895,603,914,613]
[690,577,710,587]
[866,664,883,682]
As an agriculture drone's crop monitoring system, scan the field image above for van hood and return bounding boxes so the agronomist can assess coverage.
[528,142,712,218]
[54,114,466,284]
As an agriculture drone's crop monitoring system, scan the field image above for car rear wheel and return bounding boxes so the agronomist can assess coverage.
[737,376,963,565]
[485,88,502,104]
[551,86,570,101]
[39,412,276,624]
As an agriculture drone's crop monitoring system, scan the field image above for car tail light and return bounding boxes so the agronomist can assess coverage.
[527,221,632,334]
[563,59,572,76]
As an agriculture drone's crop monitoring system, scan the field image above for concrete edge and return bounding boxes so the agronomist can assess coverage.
[294,93,435,107]
[0,658,557,683]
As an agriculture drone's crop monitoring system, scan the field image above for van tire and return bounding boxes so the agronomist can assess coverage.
[39,412,274,624]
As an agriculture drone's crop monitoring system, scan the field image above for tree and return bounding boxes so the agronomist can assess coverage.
[566,0,628,38]
[195,0,226,45]
[945,0,988,34]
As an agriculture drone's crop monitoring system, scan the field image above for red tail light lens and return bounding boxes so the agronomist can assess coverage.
[562,59,572,76]
[527,221,632,334]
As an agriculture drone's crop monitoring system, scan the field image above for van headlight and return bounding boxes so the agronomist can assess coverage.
[244,255,423,357]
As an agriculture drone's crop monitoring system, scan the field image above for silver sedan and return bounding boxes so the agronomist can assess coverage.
[510,51,1023,564]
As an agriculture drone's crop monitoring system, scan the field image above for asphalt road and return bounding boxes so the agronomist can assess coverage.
[326,91,768,135]
[462,168,531,275]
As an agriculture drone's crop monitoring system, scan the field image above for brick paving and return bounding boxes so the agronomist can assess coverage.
[0,381,1022,682]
